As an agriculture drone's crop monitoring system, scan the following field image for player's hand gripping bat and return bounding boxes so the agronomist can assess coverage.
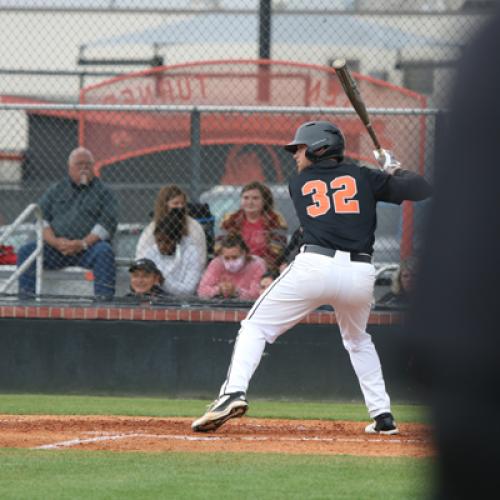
[332,58,400,172]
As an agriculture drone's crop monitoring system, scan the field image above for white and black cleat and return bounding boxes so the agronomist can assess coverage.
[365,412,400,435]
[192,392,248,432]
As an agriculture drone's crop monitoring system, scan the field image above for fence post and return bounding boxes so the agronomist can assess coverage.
[190,108,202,201]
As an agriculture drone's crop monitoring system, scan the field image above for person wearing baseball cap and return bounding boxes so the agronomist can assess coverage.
[126,258,167,299]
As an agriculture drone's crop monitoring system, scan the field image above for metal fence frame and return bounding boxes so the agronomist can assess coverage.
[0,102,442,186]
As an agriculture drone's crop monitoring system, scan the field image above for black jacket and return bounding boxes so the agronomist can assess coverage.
[288,160,432,254]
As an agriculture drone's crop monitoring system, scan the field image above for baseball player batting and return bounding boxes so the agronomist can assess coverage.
[192,120,432,434]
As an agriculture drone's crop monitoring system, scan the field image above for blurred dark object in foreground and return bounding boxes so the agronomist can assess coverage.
[408,6,500,500]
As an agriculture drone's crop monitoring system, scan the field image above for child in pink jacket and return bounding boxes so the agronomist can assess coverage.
[198,234,266,301]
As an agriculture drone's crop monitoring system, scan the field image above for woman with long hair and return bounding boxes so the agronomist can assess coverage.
[136,184,206,259]
[136,184,206,294]
[216,181,287,272]
[378,257,417,308]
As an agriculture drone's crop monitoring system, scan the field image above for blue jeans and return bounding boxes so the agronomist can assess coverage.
[18,240,116,298]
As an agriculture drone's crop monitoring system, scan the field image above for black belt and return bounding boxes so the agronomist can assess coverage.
[302,244,372,263]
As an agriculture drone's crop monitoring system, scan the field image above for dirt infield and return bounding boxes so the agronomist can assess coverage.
[0,415,434,457]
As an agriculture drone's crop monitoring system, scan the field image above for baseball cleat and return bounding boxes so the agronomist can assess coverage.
[192,392,248,432]
[365,412,399,435]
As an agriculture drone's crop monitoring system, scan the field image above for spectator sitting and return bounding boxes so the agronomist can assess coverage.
[378,257,417,308]
[142,208,205,296]
[17,147,117,300]
[136,184,206,264]
[198,234,267,301]
[126,258,168,300]
[259,270,279,295]
[216,181,287,272]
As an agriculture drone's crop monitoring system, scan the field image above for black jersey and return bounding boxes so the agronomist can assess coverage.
[288,158,432,254]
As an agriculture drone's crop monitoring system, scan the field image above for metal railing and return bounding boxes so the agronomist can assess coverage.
[0,203,43,295]
[375,264,400,279]
[0,103,442,114]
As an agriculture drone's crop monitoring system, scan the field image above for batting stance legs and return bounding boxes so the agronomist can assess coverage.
[192,249,396,433]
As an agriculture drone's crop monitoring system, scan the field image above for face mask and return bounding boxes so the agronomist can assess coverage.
[223,255,245,273]
[169,206,186,217]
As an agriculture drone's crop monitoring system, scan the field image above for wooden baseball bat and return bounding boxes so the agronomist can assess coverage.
[332,58,382,152]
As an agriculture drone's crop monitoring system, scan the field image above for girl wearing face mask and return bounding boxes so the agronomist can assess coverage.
[197,234,267,301]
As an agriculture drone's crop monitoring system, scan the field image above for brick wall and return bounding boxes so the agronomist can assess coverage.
[0,304,403,325]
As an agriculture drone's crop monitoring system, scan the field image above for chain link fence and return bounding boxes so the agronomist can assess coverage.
[0,1,491,300]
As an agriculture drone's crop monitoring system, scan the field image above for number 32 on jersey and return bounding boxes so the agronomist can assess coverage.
[301,176,360,217]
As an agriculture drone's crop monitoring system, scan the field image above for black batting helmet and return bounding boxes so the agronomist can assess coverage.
[284,121,345,161]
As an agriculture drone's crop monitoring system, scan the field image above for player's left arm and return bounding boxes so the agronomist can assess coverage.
[363,164,433,204]
[382,168,433,203]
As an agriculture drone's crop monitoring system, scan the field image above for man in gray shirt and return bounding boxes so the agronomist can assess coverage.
[17,147,118,299]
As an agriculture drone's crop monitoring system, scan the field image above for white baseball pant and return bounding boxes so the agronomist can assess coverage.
[219,248,391,418]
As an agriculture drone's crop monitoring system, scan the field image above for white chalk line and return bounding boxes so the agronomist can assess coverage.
[34,433,428,450]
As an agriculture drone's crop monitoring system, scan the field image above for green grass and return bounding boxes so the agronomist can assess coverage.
[0,449,434,500]
[0,394,434,499]
[0,393,429,423]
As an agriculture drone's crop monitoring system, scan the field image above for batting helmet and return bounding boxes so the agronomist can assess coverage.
[284,121,345,161]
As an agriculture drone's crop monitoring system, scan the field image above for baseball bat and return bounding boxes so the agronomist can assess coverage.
[332,58,382,152]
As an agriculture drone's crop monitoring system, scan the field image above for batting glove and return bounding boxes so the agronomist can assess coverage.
[373,149,401,174]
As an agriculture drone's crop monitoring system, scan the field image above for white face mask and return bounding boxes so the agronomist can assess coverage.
[223,255,245,273]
